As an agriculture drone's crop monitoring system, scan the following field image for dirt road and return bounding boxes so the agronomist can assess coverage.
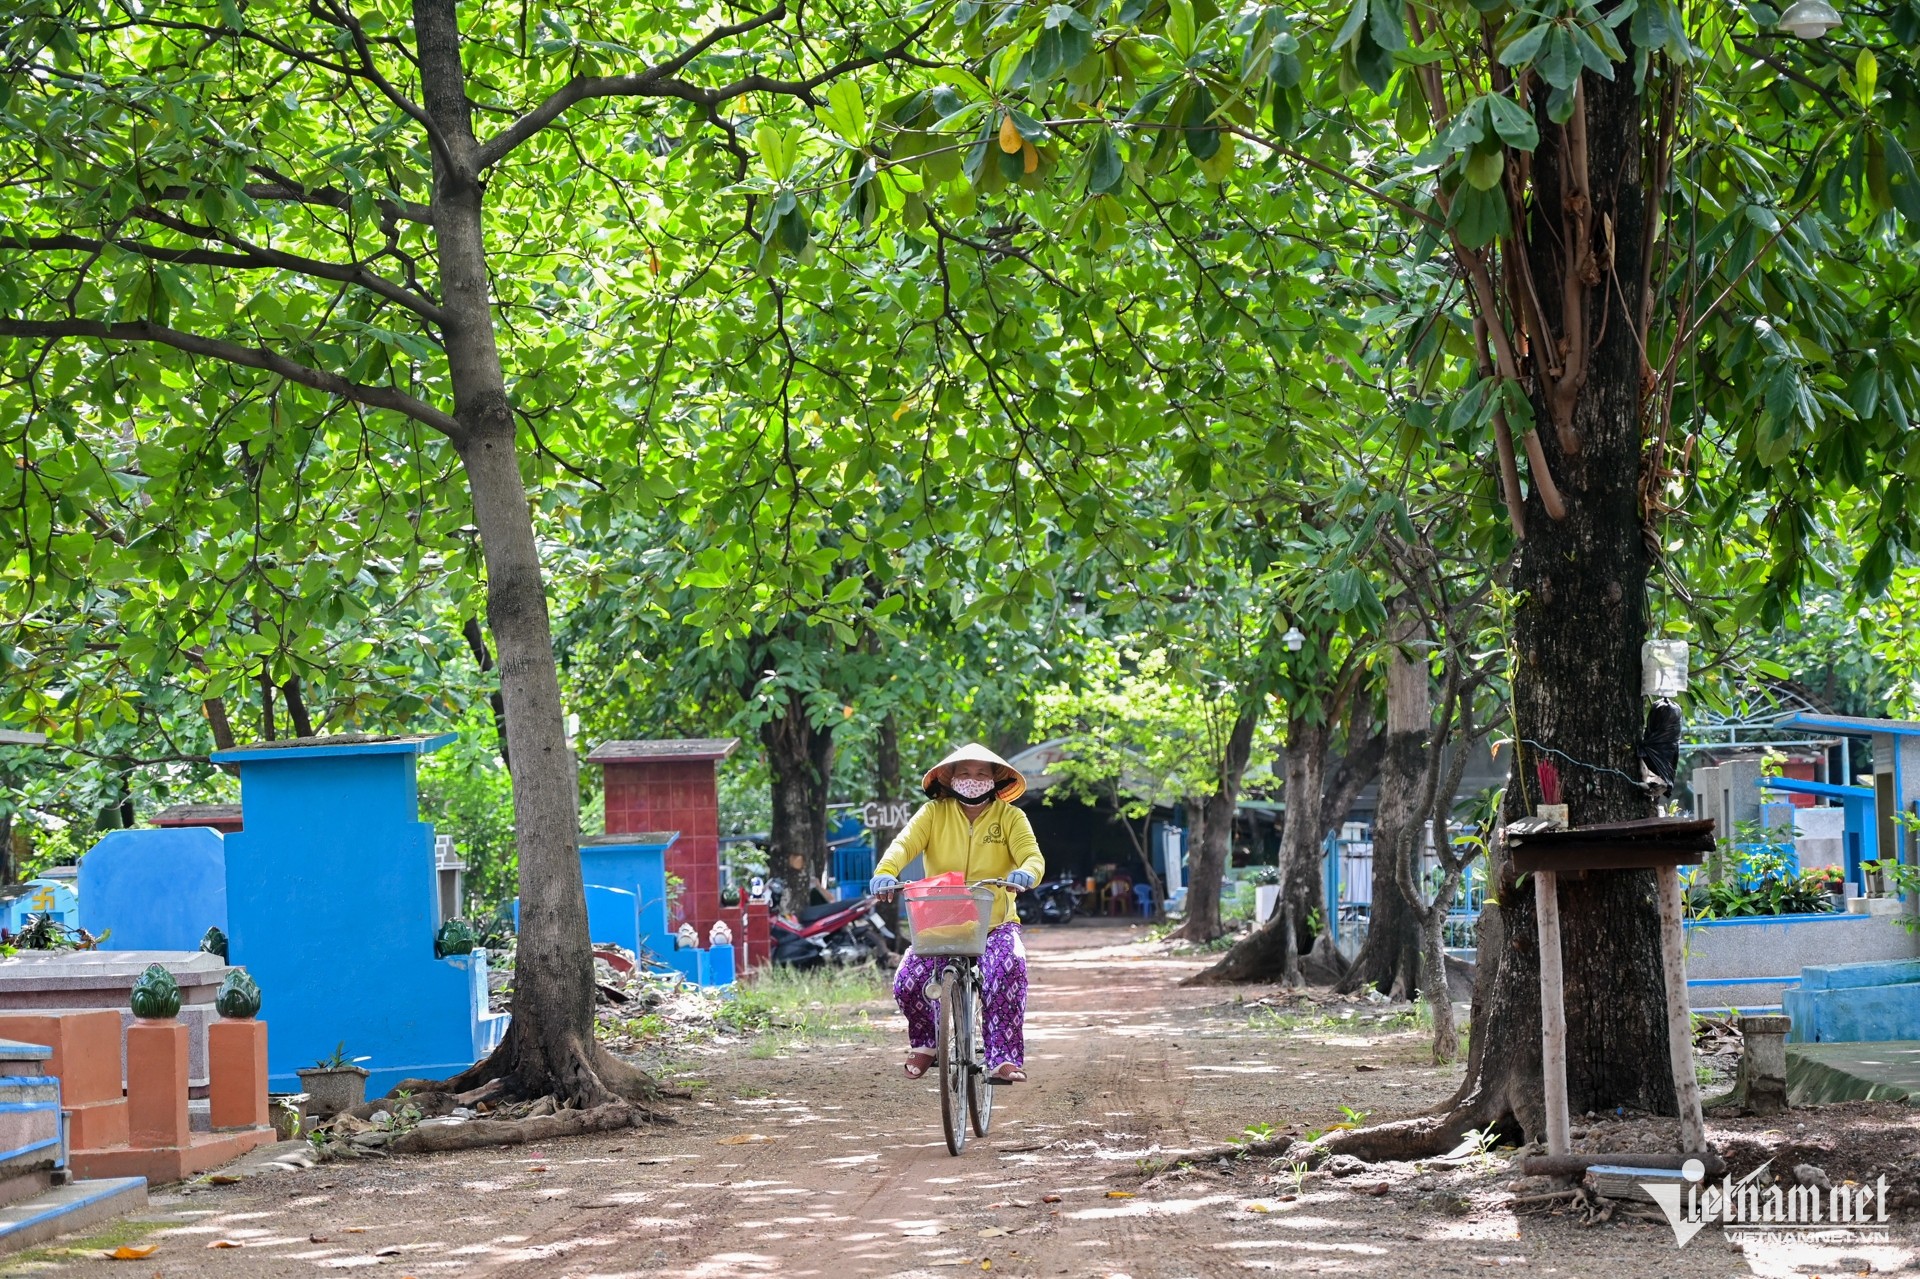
[8,922,1915,1278]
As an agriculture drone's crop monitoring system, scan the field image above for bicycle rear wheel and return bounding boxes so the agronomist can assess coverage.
[967,977,993,1137]
[936,969,968,1155]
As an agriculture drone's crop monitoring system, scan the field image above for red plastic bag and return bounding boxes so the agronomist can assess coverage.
[904,872,978,933]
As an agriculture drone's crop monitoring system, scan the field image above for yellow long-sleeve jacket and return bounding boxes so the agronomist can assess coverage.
[875,797,1045,929]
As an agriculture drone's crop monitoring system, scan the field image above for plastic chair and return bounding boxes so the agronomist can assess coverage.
[1104,878,1132,916]
[1132,883,1155,916]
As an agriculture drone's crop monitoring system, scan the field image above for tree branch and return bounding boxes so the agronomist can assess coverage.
[5,230,447,326]
[474,5,937,170]
[0,318,462,439]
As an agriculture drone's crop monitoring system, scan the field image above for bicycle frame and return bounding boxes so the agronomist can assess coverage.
[924,876,1020,1156]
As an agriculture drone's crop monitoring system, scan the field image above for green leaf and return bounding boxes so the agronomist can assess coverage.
[1367,0,1406,53]
[1485,93,1538,151]
[1333,0,1369,48]
[1464,145,1504,191]
[1167,0,1197,57]
[1183,82,1219,160]
[1088,128,1124,193]
[1534,28,1580,90]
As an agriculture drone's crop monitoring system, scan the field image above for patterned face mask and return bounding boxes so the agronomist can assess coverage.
[951,775,997,801]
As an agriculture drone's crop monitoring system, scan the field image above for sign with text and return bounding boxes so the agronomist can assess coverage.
[860,800,914,831]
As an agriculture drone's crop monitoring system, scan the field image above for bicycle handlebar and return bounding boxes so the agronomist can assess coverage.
[874,875,1026,900]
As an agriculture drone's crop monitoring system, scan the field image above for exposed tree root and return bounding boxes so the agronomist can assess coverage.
[1158,1091,1523,1172]
[389,1101,647,1155]
[389,1023,680,1113]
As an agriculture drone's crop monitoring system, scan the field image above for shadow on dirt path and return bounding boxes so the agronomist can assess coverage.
[7,921,1914,1278]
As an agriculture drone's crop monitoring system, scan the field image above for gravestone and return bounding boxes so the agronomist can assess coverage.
[0,950,228,1090]
[211,735,508,1094]
[0,880,79,935]
[580,832,677,958]
[79,826,228,952]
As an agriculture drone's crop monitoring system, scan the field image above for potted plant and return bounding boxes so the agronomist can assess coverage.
[296,1043,371,1117]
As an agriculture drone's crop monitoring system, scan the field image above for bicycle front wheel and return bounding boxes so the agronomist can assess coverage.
[936,969,968,1155]
[967,978,993,1137]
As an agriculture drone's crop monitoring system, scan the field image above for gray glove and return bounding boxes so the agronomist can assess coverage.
[1006,869,1036,891]
[869,873,900,896]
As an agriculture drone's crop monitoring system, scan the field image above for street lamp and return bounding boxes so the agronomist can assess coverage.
[1281,625,1305,653]
[1778,0,1841,38]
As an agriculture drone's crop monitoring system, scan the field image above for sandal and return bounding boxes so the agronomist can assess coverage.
[989,1063,1026,1084]
[903,1050,936,1079]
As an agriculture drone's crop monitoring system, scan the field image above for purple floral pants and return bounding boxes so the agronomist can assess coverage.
[893,922,1028,1069]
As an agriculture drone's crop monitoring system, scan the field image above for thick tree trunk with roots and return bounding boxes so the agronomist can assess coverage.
[762,694,836,893]
[408,0,657,1110]
[1338,614,1427,997]
[1175,706,1260,944]
[1189,720,1325,984]
[1189,722,1383,985]
[1317,57,1669,1161]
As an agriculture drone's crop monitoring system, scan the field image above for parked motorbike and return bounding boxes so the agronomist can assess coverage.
[1014,876,1082,925]
[766,881,895,968]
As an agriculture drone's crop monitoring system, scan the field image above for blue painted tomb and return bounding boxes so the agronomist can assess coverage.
[79,826,227,951]
[210,735,507,1094]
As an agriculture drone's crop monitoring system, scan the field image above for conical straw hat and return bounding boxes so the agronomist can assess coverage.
[921,742,1027,802]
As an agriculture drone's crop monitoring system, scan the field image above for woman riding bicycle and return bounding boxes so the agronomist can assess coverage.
[870,744,1043,1084]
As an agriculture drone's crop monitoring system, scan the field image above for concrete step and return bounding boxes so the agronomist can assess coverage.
[0,1177,147,1255]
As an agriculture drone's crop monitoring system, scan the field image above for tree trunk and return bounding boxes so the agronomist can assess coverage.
[1339,613,1427,997]
[872,713,905,944]
[1309,726,1385,957]
[258,669,276,741]
[411,0,651,1109]
[1175,705,1260,943]
[762,693,835,893]
[1451,59,1669,1134]
[281,677,315,738]
[202,696,236,751]
[1320,60,1666,1158]
[1189,719,1326,984]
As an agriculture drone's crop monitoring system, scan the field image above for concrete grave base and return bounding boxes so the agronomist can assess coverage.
[1786,1040,1920,1105]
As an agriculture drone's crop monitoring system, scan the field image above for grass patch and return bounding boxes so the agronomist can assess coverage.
[716,964,894,1055]
[0,1217,170,1271]
[718,964,891,1035]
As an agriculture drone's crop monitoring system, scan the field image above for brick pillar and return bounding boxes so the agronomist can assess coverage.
[743,901,771,972]
[208,1018,269,1130]
[126,1020,189,1150]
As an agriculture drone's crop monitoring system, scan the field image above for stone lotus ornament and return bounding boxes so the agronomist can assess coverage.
[200,925,229,960]
[434,918,478,959]
[215,967,262,1019]
[130,963,182,1020]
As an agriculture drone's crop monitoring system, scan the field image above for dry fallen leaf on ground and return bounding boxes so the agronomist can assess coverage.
[374,1246,403,1257]
[207,1239,243,1248]
[209,1174,241,1184]
[1041,1194,1062,1203]
[717,1133,776,1145]
[1103,1190,1134,1199]
[1247,1203,1269,1213]
[978,1226,1010,1237]
[106,1245,158,1260]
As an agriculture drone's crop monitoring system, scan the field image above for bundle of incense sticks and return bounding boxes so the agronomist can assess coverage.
[1537,758,1562,806]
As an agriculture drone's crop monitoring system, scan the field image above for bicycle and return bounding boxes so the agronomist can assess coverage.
[899,875,1023,1156]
